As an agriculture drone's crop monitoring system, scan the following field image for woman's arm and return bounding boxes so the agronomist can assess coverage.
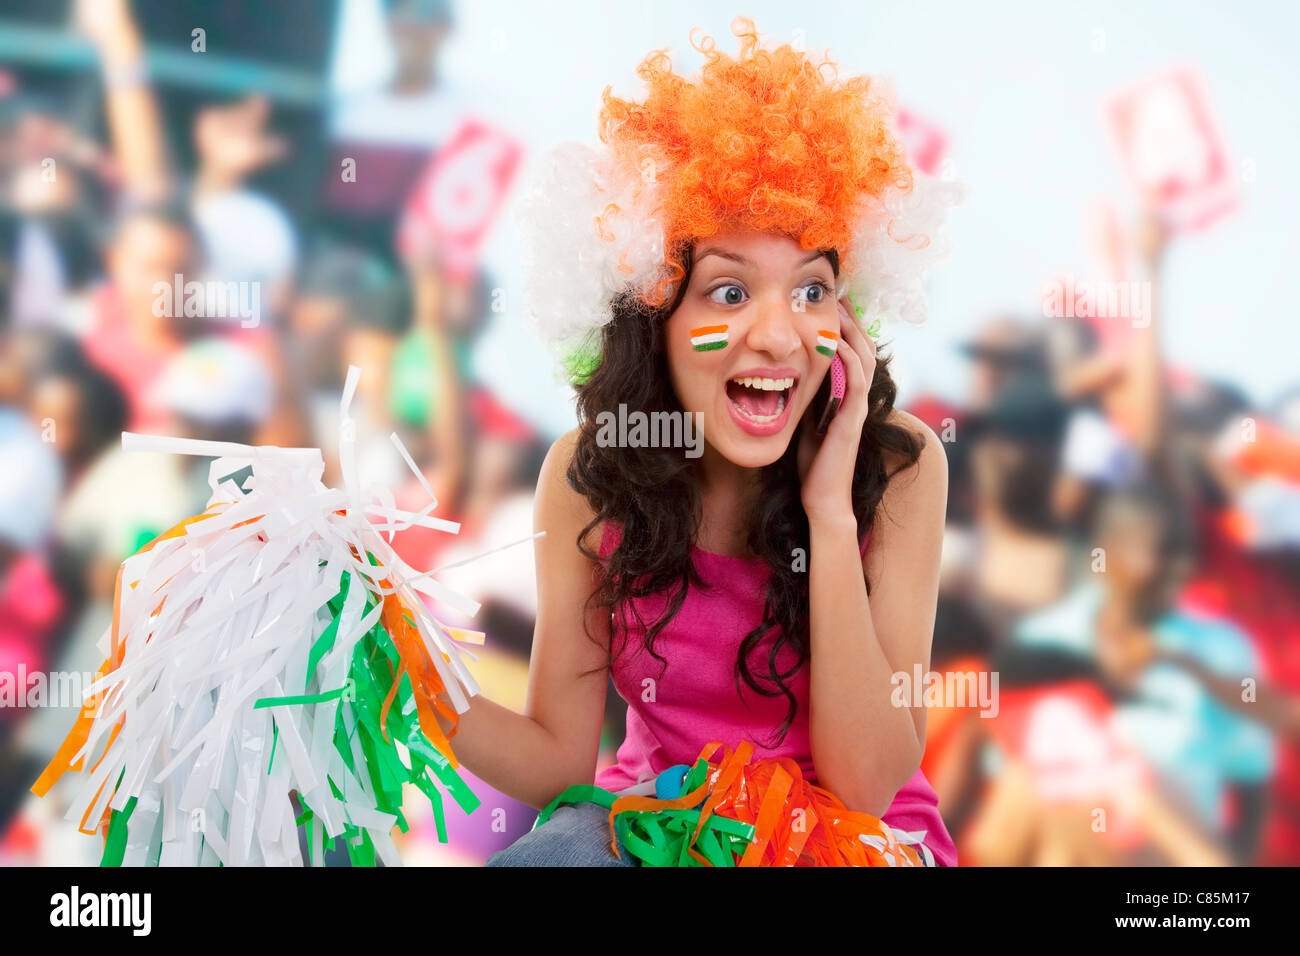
[432,428,612,809]
[809,411,948,817]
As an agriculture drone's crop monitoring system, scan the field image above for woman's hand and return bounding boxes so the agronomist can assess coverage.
[797,296,877,525]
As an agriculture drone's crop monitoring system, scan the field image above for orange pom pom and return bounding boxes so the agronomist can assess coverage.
[597,16,913,309]
[608,740,929,866]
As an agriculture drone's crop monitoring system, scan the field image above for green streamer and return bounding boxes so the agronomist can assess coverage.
[253,686,349,708]
[101,795,136,867]
[535,761,757,867]
[98,559,482,867]
[293,565,482,865]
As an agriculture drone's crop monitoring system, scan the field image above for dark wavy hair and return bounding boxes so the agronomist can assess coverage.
[566,242,924,748]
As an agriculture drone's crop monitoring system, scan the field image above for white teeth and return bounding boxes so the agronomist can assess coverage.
[729,376,795,391]
[726,374,794,425]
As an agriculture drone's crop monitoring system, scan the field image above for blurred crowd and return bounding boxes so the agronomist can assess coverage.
[0,0,570,865]
[913,213,1300,865]
[1,0,1297,866]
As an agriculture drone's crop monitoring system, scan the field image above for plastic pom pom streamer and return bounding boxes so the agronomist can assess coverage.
[30,366,523,866]
[538,740,932,866]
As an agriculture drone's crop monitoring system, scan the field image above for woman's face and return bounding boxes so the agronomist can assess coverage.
[664,228,840,468]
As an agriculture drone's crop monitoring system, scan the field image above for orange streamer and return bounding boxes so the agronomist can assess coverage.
[30,508,245,844]
[608,741,926,867]
[376,580,460,767]
[35,507,465,847]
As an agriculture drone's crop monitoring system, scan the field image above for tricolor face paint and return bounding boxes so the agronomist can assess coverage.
[690,325,729,351]
[664,230,848,471]
[815,329,839,357]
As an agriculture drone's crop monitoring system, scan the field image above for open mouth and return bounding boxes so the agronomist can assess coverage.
[725,374,797,424]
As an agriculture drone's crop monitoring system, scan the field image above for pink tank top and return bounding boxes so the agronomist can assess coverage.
[592,519,958,866]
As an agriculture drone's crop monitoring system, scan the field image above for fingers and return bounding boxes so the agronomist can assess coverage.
[834,321,871,425]
[837,295,877,363]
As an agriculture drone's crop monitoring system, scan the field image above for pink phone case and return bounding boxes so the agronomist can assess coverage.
[815,354,846,434]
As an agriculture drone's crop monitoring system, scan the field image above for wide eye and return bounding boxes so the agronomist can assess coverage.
[707,284,747,306]
[798,280,831,305]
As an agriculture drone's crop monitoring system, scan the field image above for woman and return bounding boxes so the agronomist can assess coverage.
[438,18,963,865]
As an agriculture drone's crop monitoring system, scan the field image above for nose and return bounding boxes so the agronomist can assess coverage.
[743,291,801,360]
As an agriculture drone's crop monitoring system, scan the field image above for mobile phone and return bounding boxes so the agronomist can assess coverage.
[814,354,846,435]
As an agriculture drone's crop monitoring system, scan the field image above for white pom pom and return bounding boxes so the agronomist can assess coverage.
[840,170,968,327]
[517,142,670,368]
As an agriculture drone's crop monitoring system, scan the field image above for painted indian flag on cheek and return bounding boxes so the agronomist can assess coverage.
[690,325,729,351]
[815,329,839,357]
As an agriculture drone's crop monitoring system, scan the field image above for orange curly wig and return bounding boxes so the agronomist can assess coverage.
[596,16,914,307]
[517,16,963,382]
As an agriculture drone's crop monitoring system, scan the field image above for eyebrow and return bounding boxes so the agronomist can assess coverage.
[695,247,832,269]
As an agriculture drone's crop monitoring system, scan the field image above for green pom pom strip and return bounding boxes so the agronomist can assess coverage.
[286,567,481,866]
[96,565,484,868]
[535,758,757,867]
[846,291,882,339]
[847,290,866,320]
[561,339,603,387]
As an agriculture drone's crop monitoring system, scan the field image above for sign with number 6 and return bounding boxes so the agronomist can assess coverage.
[398,118,523,279]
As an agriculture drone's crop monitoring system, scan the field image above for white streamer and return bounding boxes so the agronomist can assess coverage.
[48,367,533,866]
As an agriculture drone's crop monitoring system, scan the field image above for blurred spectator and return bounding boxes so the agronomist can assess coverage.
[334,0,459,147]
[21,333,127,486]
[1170,379,1300,865]
[958,317,1049,413]
[965,372,1072,640]
[327,0,467,260]
[81,200,198,432]
[0,99,105,331]
[0,410,64,660]
[1,0,1292,871]
[287,239,413,491]
[190,94,297,325]
[0,407,66,835]
[1010,484,1275,862]
[151,335,273,449]
[1048,213,1169,528]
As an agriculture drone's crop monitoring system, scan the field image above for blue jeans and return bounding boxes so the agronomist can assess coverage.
[485,799,939,866]
[486,801,638,867]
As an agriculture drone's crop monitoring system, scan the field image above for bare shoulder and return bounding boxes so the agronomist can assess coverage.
[882,408,947,481]
[539,425,581,479]
[535,426,603,555]
[877,408,948,518]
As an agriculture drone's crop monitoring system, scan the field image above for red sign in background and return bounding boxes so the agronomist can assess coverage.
[1105,65,1238,234]
[397,118,523,280]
